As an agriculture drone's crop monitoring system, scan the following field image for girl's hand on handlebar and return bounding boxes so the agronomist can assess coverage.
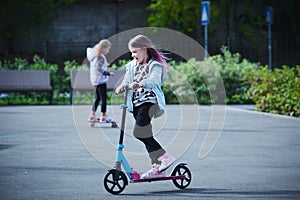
[129,82,142,90]
[115,86,124,94]
[115,82,142,94]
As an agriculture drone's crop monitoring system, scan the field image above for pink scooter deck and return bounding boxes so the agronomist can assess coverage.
[130,175,186,183]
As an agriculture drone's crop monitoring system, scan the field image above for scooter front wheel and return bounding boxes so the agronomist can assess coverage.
[171,164,192,189]
[103,169,128,195]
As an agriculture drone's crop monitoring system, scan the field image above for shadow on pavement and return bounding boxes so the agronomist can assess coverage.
[122,187,300,198]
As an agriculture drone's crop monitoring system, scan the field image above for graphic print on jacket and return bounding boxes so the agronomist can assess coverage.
[132,63,157,107]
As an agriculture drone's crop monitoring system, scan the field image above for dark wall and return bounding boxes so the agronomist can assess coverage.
[0,0,150,65]
[50,0,150,43]
[45,0,150,64]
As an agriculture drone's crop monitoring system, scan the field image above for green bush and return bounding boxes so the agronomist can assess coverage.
[0,93,50,105]
[211,46,259,104]
[0,57,29,70]
[164,47,259,104]
[30,55,59,94]
[2,52,299,118]
[63,60,89,93]
[247,65,300,117]
[164,59,221,104]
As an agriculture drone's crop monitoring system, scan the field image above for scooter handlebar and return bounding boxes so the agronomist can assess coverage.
[114,85,130,95]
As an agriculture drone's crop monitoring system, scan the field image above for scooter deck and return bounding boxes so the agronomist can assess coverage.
[89,118,116,123]
[130,175,186,183]
[89,118,118,128]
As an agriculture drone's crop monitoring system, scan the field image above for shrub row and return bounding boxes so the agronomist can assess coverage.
[246,65,300,117]
[164,47,259,104]
[1,49,299,117]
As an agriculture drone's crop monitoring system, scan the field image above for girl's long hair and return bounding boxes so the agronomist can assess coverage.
[94,39,111,58]
[128,35,168,71]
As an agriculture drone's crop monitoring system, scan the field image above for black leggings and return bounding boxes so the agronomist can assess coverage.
[92,83,107,113]
[133,103,166,165]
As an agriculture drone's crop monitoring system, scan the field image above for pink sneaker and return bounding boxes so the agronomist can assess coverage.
[88,114,96,122]
[141,164,166,179]
[158,153,175,172]
[100,115,106,122]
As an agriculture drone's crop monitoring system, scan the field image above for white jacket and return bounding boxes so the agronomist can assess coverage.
[87,47,109,85]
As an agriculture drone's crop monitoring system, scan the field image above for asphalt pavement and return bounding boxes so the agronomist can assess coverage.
[0,105,299,199]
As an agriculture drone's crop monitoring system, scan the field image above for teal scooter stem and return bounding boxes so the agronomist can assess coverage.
[113,86,135,178]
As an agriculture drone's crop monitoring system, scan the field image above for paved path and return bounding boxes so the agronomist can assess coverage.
[0,105,299,199]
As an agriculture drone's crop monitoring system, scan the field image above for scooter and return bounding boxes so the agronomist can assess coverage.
[103,86,192,194]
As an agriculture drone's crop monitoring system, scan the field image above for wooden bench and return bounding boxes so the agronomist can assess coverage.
[70,70,125,104]
[0,70,53,104]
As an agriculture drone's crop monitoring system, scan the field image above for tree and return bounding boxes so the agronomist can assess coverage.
[147,0,202,38]
[147,0,266,41]
[147,0,299,66]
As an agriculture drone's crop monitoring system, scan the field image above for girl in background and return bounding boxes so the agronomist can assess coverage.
[87,39,114,123]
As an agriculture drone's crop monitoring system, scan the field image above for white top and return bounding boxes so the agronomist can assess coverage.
[87,47,109,85]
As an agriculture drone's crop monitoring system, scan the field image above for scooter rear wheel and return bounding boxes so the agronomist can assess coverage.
[103,170,127,195]
[171,164,192,189]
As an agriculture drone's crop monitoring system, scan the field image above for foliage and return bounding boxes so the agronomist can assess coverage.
[164,47,260,104]
[147,0,267,41]
[30,55,59,91]
[62,60,89,95]
[210,46,259,103]
[110,59,128,70]
[0,58,28,71]
[64,60,89,75]
[147,0,299,41]
[210,0,265,39]
[147,0,201,37]
[147,0,300,69]
[246,65,300,117]
[1,53,299,118]
[0,93,50,105]
[164,59,221,104]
